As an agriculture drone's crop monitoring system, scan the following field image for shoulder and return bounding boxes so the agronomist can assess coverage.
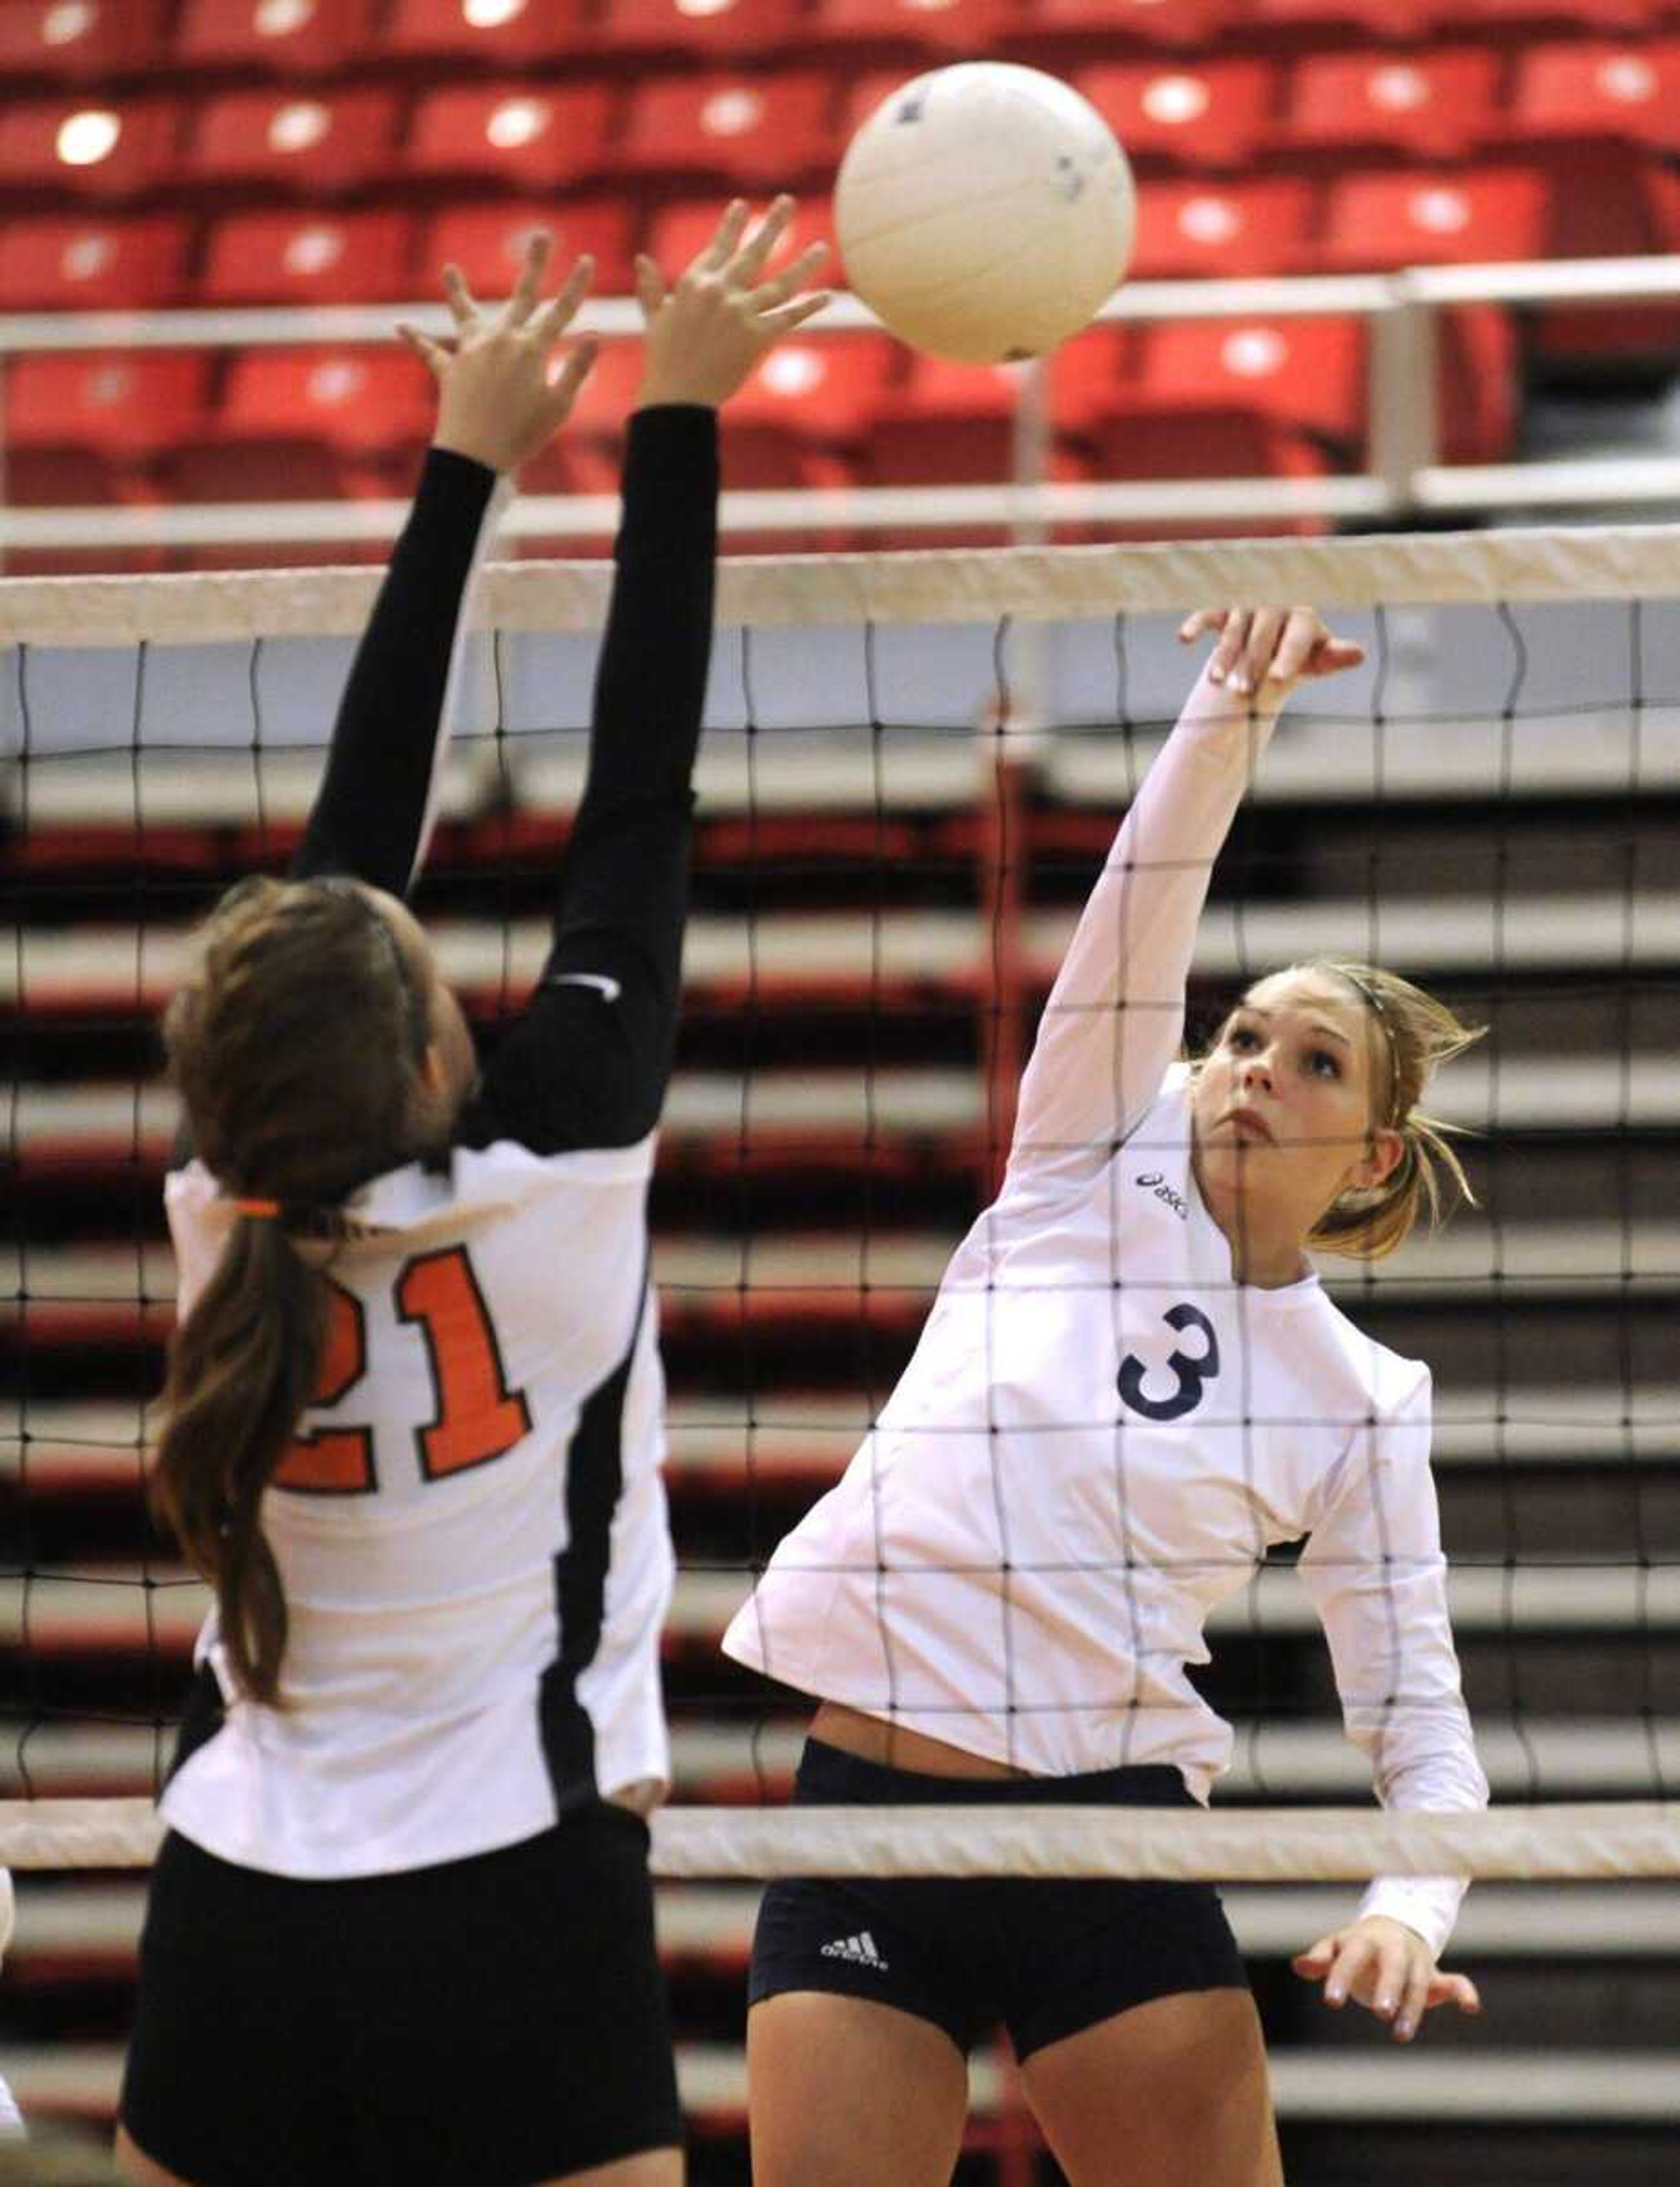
[1311,1291,1432,1425]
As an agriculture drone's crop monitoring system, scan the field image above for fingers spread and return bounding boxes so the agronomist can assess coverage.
[499,228,553,327]
[732,194,796,285]
[1179,608,1229,645]
[441,264,477,328]
[1323,1930,1379,2008]
[698,199,750,272]
[1208,610,1250,685]
[757,291,833,335]
[634,252,667,322]
[747,238,830,312]
[531,254,594,345]
[396,323,448,378]
[1269,608,1324,686]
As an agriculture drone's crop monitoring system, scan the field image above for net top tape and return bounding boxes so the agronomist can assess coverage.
[6,526,1680,648]
[4,1799,1679,1880]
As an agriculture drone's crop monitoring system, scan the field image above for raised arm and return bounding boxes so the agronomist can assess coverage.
[1004,609,1365,1199]
[293,242,598,893]
[462,200,830,1157]
[1293,1371,1489,2034]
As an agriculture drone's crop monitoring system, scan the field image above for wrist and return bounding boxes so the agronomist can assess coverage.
[429,431,506,474]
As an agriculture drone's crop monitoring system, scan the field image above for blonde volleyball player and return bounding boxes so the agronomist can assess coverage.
[115,203,828,2187]
[725,609,1488,2187]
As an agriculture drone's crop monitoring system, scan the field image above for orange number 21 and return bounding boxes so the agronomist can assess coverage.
[275,1246,530,1496]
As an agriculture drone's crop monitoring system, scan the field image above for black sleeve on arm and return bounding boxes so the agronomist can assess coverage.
[460,405,719,1157]
[291,446,499,894]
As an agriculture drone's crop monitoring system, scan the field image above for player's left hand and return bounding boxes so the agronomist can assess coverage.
[1180,606,1366,697]
[399,230,599,475]
[1292,1914,1481,2042]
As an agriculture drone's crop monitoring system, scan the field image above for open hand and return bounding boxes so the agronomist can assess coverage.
[399,230,598,474]
[635,196,831,411]
[1180,606,1366,697]
[1293,1915,1481,2043]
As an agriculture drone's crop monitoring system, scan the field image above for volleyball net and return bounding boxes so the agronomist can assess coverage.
[2,524,1678,1890]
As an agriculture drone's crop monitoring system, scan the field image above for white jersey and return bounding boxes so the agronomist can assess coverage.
[161,1135,673,1879]
[724,669,1488,1957]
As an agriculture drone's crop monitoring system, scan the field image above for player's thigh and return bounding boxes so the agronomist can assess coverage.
[113,2123,192,2185]
[545,2147,683,2187]
[1020,1986,1282,2187]
[748,1992,969,2187]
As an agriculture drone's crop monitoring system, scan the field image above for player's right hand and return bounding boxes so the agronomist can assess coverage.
[1179,606,1366,697]
[634,196,831,412]
[399,230,598,475]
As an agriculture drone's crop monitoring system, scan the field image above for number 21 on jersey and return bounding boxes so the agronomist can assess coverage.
[275,1244,531,1495]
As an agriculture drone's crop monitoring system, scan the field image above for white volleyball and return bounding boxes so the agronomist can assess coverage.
[835,62,1135,366]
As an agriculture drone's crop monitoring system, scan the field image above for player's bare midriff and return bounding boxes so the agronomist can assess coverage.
[809,1701,1031,1779]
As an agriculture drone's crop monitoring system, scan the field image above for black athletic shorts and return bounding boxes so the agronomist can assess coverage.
[120,1804,682,2187]
[749,1739,1248,2062]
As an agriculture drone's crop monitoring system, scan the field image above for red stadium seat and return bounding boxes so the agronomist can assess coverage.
[183,89,400,195]
[172,349,431,506]
[597,0,806,58]
[1033,0,1231,50]
[215,349,434,457]
[0,0,168,80]
[0,213,187,307]
[1460,1,1654,27]
[614,72,836,185]
[868,353,1040,483]
[1508,39,1680,146]
[174,0,377,74]
[1087,309,1516,466]
[1130,178,1315,278]
[1074,60,1275,171]
[806,0,1018,54]
[3,353,213,493]
[383,0,588,63]
[421,200,638,300]
[1318,165,1548,269]
[721,335,899,496]
[404,83,613,190]
[1286,46,1502,161]
[199,210,416,304]
[2,349,206,510]
[647,193,842,287]
[728,332,898,444]
[1246,0,1437,34]
[0,96,179,199]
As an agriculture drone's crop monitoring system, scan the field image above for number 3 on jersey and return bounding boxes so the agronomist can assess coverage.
[1117,1302,1221,1424]
[276,1245,531,1495]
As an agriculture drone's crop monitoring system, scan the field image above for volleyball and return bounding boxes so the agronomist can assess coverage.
[835,62,1135,366]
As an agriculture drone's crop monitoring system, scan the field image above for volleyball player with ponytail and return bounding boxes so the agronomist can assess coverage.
[117,202,828,2187]
[726,609,1489,2187]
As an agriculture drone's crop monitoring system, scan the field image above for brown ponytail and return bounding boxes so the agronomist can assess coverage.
[151,876,431,1703]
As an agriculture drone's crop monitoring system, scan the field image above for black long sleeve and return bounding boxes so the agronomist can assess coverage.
[458,405,720,1157]
[292,446,500,893]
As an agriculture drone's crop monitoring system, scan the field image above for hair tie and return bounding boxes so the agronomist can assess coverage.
[232,1197,281,1219]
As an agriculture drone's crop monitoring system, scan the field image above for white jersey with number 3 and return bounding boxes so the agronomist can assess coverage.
[724,669,1488,1957]
[161,1134,673,1880]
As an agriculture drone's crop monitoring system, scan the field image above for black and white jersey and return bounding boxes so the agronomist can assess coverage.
[162,411,719,1879]
[725,669,1488,1957]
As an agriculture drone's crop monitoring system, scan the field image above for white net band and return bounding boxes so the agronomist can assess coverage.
[6,523,1680,647]
[4,1798,1678,1881]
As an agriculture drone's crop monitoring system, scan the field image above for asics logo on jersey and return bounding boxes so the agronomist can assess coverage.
[1135,1172,1188,1220]
[820,1931,889,1971]
[547,972,623,1002]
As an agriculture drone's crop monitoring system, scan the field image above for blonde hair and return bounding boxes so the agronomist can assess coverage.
[1284,956,1484,1262]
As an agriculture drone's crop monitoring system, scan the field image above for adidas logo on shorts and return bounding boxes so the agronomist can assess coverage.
[819,1929,889,1971]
